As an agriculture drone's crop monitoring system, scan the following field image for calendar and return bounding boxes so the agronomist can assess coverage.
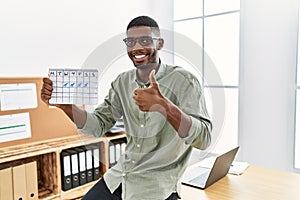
[49,68,98,105]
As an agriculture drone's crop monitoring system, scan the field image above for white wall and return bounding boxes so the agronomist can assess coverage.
[239,0,299,172]
[0,0,173,77]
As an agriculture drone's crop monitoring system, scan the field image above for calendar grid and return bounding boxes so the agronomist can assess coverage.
[49,69,98,105]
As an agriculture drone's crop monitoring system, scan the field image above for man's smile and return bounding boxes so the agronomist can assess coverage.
[132,53,149,63]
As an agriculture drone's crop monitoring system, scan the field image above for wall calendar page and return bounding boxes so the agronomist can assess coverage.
[49,68,98,105]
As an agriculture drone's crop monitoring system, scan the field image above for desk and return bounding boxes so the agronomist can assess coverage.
[181,165,300,200]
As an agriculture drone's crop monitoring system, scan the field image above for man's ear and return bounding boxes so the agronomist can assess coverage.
[157,38,164,50]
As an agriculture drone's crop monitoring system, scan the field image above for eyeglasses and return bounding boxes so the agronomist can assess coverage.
[123,36,160,48]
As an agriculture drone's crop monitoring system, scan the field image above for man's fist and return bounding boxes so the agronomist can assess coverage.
[40,77,54,105]
[133,70,165,112]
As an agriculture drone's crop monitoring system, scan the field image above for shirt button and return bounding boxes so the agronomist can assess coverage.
[122,173,126,177]
[131,160,135,164]
[140,124,144,127]
[136,144,141,148]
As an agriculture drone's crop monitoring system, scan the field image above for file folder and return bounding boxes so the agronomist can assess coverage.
[115,143,121,163]
[109,142,116,167]
[74,147,87,185]
[60,151,72,191]
[109,139,127,168]
[0,166,13,200]
[25,161,38,200]
[85,146,94,183]
[91,145,100,180]
[12,164,27,200]
[121,142,126,155]
[66,149,80,188]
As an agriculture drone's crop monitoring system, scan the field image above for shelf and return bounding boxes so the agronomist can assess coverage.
[60,181,98,200]
[0,132,126,200]
[0,77,127,199]
[0,144,55,164]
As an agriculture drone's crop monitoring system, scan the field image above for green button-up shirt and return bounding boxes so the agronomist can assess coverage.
[80,62,212,200]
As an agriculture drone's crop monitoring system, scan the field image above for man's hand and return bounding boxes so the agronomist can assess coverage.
[41,77,54,105]
[133,70,166,113]
[40,77,86,128]
[40,77,70,110]
[133,70,192,137]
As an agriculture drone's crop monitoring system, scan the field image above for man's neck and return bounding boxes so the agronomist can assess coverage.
[136,62,160,84]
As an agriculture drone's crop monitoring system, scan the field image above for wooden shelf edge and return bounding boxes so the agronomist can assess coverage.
[0,132,126,163]
[60,180,100,199]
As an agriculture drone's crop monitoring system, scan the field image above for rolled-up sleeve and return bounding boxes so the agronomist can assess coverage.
[175,70,212,150]
[78,112,104,137]
[182,116,212,150]
[78,77,123,137]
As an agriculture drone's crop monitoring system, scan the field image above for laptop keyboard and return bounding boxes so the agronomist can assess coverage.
[189,171,210,184]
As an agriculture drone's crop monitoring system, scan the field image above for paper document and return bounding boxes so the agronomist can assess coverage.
[228,161,249,175]
[0,83,37,111]
[0,112,32,143]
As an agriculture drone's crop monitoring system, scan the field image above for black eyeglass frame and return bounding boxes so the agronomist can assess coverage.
[123,36,161,48]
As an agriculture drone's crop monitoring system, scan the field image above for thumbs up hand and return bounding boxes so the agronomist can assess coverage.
[149,69,159,89]
[133,70,166,112]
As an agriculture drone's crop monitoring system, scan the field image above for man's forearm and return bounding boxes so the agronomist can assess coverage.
[159,98,192,138]
[57,104,87,129]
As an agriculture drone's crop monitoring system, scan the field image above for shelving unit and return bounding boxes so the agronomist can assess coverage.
[0,77,127,199]
[0,132,126,200]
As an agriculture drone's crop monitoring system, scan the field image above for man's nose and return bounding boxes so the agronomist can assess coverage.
[132,41,144,49]
[128,43,144,52]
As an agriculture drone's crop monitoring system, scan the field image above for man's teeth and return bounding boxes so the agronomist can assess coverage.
[135,55,146,59]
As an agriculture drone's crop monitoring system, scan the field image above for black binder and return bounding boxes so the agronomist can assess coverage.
[91,145,101,180]
[60,151,72,191]
[85,146,94,183]
[66,149,80,188]
[109,138,127,168]
[109,142,116,167]
[74,147,87,185]
[120,141,126,155]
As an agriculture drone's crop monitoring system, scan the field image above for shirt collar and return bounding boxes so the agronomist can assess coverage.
[135,59,167,87]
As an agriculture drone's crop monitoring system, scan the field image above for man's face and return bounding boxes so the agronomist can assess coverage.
[125,26,161,68]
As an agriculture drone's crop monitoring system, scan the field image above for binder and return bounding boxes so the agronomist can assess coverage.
[115,143,121,162]
[25,161,38,200]
[0,166,13,200]
[60,151,72,191]
[66,149,80,188]
[74,147,87,185]
[85,146,94,183]
[109,142,116,167]
[91,145,100,180]
[12,164,27,200]
[121,142,126,155]
[109,139,127,168]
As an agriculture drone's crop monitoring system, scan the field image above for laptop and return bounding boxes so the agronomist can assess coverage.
[181,146,239,189]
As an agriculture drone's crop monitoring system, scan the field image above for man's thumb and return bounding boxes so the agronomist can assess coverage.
[149,69,157,87]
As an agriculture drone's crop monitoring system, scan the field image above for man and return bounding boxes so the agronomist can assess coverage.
[41,16,212,200]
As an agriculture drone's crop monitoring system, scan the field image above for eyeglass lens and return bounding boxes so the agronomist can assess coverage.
[123,36,159,47]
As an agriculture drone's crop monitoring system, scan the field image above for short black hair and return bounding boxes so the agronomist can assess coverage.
[127,16,160,36]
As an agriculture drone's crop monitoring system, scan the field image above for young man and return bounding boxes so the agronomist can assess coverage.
[41,16,212,200]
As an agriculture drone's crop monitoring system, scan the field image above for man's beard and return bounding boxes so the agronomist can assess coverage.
[134,61,157,69]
